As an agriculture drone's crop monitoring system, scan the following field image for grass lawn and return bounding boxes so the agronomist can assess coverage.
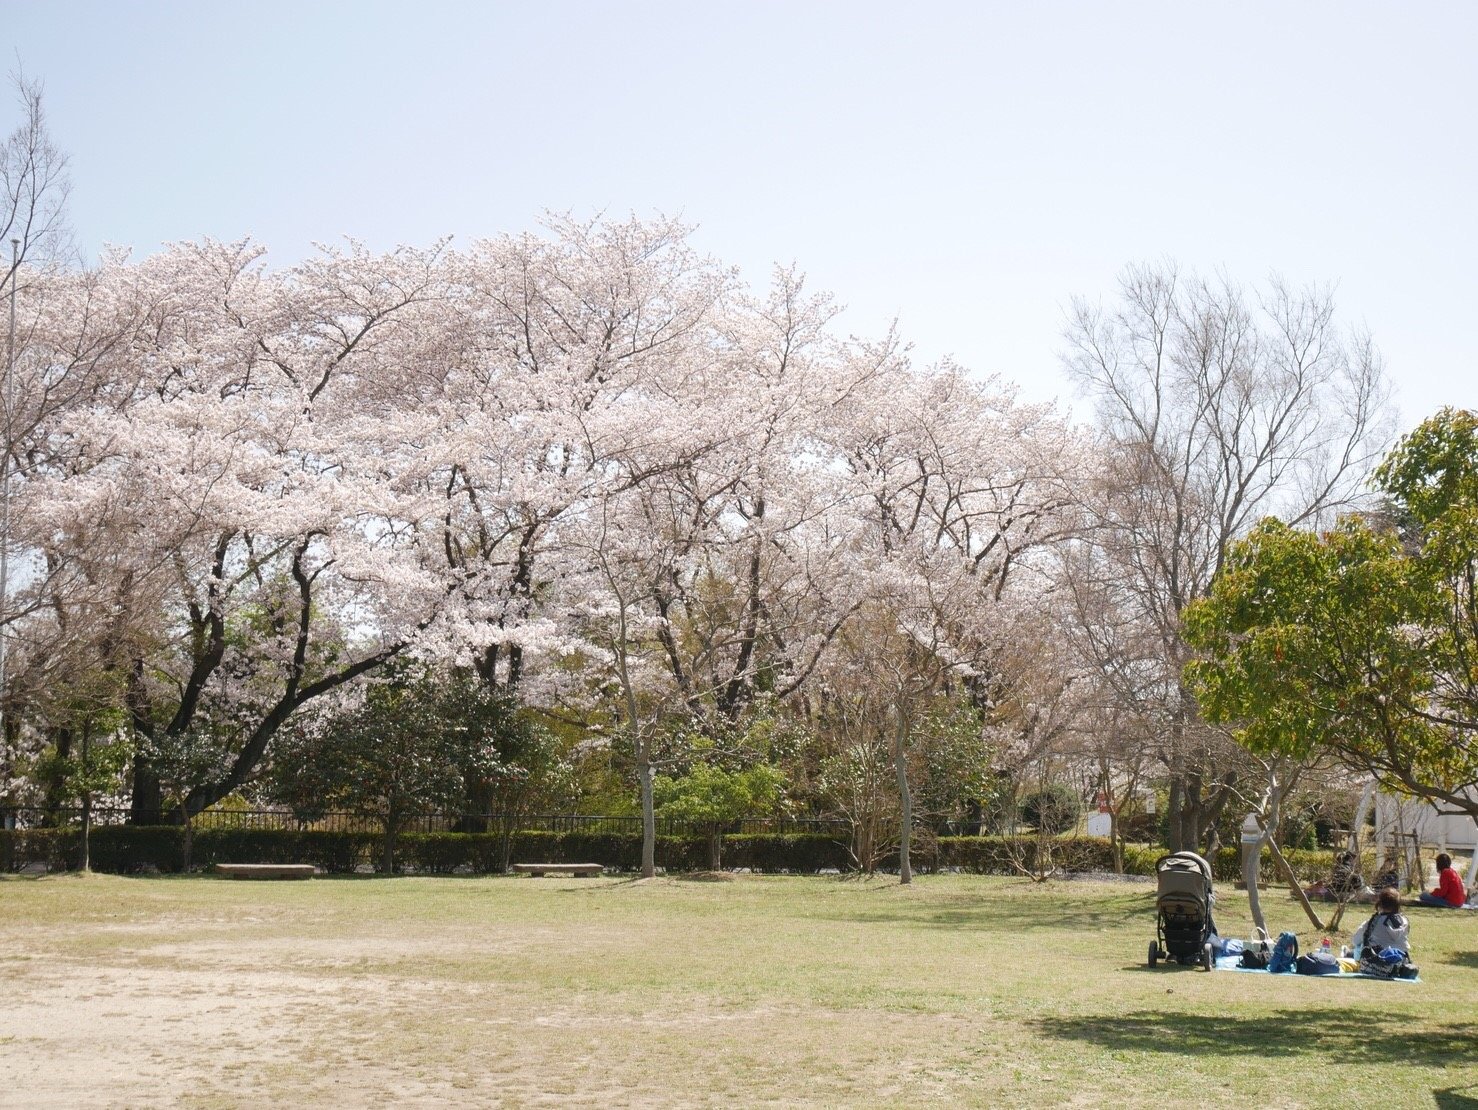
[1,872,1475,1108]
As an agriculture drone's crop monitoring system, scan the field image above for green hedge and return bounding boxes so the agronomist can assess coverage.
[1,826,1337,881]
[0,826,384,874]
[723,833,851,873]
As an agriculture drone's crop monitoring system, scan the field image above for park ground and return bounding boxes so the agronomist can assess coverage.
[0,873,1475,1109]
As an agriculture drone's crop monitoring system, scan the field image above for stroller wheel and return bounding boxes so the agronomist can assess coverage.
[1148,942,1159,967]
[1202,942,1215,972]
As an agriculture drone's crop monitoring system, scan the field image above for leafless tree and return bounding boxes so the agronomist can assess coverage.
[1,73,76,291]
[1063,262,1392,853]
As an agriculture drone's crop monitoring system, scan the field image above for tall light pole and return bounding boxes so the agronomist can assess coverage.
[1,237,17,757]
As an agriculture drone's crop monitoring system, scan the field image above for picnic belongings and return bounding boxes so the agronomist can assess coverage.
[1217,888,1421,980]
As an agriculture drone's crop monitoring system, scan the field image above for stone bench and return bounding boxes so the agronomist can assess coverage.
[511,863,603,878]
[215,863,316,880]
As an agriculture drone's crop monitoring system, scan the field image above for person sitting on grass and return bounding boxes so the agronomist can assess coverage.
[1327,849,1366,901]
[1351,888,1410,957]
[1417,853,1468,909]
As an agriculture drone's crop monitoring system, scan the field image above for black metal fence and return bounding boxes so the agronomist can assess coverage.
[0,806,849,838]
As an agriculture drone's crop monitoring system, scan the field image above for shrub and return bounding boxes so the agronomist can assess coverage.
[195,829,375,873]
[1,828,78,870]
[11,825,1332,880]
[1120,844,1162,876]
[1018,785,1083,835]
[723,833,851,873]
[395,832,495,874]
[88,826,184,872]
[936,835,1119,875]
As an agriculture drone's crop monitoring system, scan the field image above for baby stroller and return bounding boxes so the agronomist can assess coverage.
[1148,851,1217,970]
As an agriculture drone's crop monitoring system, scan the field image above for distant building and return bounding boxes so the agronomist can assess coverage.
[1374,791,1477,852]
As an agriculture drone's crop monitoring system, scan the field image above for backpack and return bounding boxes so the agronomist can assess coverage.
[1359,945,1419,981]
[1296,952,1339,975]
[1267,931,1300,974]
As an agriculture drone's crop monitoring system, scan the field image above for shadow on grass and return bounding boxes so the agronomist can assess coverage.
[1444,950,1478,971]
[1029,1008,1478,1065]
[818,890,1149,934]
[1434,1085,1478,1108]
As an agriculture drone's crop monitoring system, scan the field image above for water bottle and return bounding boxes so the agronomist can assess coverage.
[1320,937,1331,956]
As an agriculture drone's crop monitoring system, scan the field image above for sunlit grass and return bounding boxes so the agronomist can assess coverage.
[1,872,1474,1107]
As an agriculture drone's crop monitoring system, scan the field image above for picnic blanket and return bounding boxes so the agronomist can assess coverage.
[1213,954,1420,982]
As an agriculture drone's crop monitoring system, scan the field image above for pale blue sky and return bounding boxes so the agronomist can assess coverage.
[4,0,1474,428]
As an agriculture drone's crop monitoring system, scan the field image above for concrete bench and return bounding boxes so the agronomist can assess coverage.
[511,863,603,878]
[215,863,315,880]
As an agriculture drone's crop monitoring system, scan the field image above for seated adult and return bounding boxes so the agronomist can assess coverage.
[1351,888,1410,956]
[1328,850,1365,900]
[1369,859,1400,891]
[1417,853,1468,908]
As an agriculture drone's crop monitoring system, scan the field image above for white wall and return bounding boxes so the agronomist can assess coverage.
[1374,791,1477,850]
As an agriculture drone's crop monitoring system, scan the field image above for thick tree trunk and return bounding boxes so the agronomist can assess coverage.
[639,760,656,879]
[707,827,721,871]
[43,727,72,824]
[129,756,163,826]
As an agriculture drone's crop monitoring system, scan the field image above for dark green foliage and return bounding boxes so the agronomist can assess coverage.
[1018,784,1083,835]
[198,828,377,873]
[272,673,512,872]
[0,826,1338,881]
[721,833,851,873]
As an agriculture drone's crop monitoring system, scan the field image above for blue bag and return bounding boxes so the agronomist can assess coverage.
[1267,931,1300,974]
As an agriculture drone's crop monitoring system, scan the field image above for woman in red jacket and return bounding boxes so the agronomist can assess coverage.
[1417,853,1469,908]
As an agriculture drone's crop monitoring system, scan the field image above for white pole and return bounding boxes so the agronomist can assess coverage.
[0,238,17,750]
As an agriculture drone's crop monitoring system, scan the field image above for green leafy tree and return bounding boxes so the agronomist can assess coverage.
[439,676,568,872]
[139,725,236,870]
[32,722,130,871]
[1184,408,1478,821]
[653,761,785,869]
[272,675,509,873]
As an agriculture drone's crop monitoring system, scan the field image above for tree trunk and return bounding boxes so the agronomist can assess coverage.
[893,710,912,886]
[129,752,163,826]
[1243,829,1266,937]
[499,816,514,875]
[381,815,398,875]
[708,827,721,871]
[1166,774,1185,853]
[183,814,193,872]
[639,760,656,879]
[79,790,91,873]
[1263,827,1328,931]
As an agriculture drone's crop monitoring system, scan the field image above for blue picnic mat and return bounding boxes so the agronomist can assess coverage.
[1213,954,1420,982]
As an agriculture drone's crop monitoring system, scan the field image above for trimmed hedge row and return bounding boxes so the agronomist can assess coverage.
[0,826,380,873]
[1116,843,1339,884]
[0,825,1335,882]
